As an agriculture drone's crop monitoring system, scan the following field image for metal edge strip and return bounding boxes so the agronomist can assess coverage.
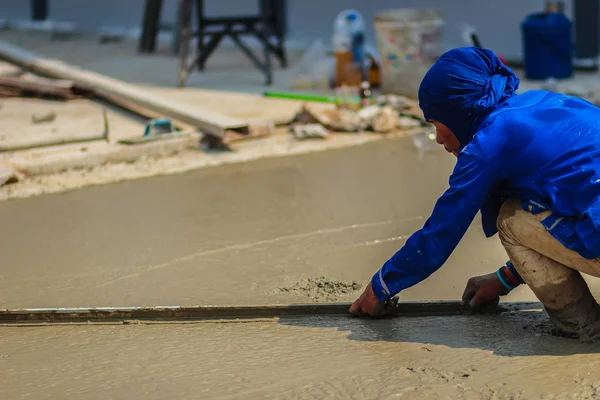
[0,301,542,323]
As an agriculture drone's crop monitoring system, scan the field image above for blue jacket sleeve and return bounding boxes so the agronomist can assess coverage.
[371,148,499,300]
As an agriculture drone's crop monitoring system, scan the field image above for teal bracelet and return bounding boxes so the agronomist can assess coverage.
[496,269,515,291]
[506,261,525,285]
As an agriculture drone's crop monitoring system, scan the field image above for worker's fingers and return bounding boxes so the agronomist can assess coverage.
[469,291,499,312]
[349,297,399,318]
[349,307,364,317]
[370,297,399,318]
[348,299,364,317]
[349,303,363,317]
[461,281,476,304]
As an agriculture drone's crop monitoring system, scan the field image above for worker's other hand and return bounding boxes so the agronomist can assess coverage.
[462,272,510,311]
[349,282,398,318]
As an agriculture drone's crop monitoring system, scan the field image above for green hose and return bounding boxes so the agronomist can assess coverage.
[263,91,336,103]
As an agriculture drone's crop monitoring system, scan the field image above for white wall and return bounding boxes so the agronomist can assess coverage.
[0,0,562,60]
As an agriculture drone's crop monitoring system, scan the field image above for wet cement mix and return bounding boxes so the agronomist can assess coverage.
[279,277,363,302]
[1,137,539,308]
[3,311,600,399]
[3,136,600,398]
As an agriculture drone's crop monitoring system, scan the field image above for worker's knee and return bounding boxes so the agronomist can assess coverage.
[497,198,554,250]
[496,198,522,245]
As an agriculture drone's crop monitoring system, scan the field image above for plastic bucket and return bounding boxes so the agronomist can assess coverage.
[374,9,444,98]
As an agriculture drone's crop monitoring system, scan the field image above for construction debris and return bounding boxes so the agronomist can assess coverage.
[356,105,381,123]
[0,37,426,188]
[0,161,18,186]
[325,108,363,132]
[0,74,83,99]
[291,123,329,140]
[297,104,362,132]
[295,100,424,136]
[356,105,398,132]
[371,106,400,133]
[397,116,422,129]
[221,122,275,147]
[375,94,412,110]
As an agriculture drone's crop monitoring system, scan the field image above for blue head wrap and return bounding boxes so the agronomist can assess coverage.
[418,47,520,146]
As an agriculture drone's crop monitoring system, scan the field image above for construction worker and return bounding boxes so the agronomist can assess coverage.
[350,47,600,340]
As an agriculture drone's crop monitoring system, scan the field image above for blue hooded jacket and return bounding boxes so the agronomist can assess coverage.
[371,47,600,300]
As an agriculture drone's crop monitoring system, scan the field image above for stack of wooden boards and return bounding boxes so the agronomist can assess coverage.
[0,40,250,141]
[0,73,84,99]
[0,60,83,99]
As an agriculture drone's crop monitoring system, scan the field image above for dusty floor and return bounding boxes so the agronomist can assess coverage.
[0,136,566,309]
[3,311,600,400]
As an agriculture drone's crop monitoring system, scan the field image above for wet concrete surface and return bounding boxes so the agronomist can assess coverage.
[1,136,526,308]
[4,137,600,399]
[3,311,600,399]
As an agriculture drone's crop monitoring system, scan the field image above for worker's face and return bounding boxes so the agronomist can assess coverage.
[429,120,460,157]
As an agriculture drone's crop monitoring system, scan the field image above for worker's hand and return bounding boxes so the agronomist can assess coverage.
[349,282,398,318]
[462,272,510,311]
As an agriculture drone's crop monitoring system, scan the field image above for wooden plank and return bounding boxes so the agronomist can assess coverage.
[0,60,24,76]
[0,108,109,152]
[0,75,76,99]
[145,86,321,126]
[95,90,196,132]
[0,86,23,97]
[0,40,248,138]
[0,301,531,324]
[0,133,106,152]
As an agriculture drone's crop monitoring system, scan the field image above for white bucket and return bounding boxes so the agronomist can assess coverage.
[374,9,444,99]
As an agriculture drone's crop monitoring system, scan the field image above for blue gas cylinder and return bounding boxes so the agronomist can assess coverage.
[521,12,573,80]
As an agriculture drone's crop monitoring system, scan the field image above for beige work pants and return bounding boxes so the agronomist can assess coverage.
[497,199,600,339]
